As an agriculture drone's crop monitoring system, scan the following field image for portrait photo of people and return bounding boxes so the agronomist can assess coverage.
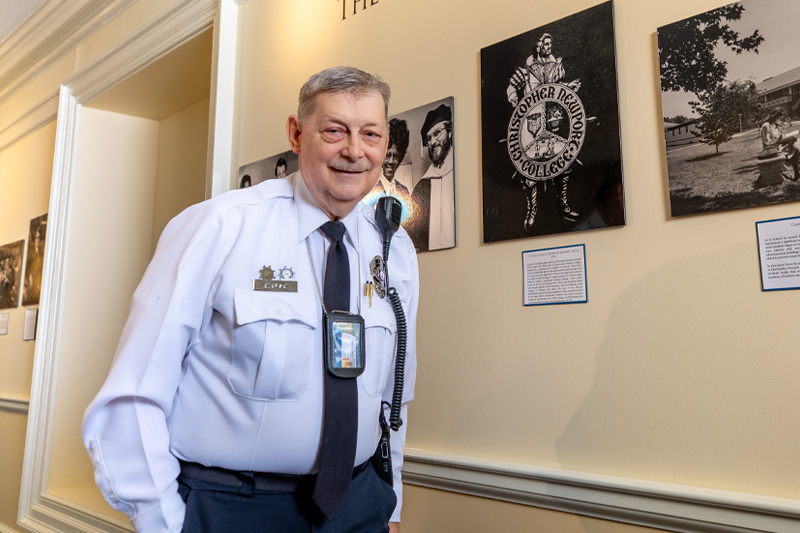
[480,1,624,243]
[238,149,299,188]
[0,240,24,310]
[659,0,800,216]
[362,97,457,253]
[22,213,47,307]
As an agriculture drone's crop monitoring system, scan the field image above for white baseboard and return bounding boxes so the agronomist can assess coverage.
[403,448,800,533]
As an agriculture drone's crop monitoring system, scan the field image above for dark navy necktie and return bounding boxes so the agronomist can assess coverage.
[313,220,358,519]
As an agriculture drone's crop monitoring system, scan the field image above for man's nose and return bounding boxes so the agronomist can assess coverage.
[342,134,364,159]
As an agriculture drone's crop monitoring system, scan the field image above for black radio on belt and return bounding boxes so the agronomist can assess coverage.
[370,402,393,486]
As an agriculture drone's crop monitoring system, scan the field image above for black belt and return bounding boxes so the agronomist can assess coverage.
[179,460,368,494]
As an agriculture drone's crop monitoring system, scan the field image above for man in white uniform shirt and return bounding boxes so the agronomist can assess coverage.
[83,67,418,533]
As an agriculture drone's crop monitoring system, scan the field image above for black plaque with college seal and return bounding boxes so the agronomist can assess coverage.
[480,1,625,243]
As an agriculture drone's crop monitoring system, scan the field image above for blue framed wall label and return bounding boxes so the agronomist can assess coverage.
[756,215,800,291]
[522,244,587,306]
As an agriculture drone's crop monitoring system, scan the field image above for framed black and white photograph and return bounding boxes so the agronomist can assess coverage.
[362,96,456,253]
[659,0,800,217]
[238,149,299,188]
[480,1,624,243]
[22,213,47,306]
[0,240,24,310]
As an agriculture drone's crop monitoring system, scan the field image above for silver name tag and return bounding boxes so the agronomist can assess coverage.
[253,280,298,292]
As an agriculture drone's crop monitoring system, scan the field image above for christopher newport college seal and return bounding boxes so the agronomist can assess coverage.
[507,83,585,182]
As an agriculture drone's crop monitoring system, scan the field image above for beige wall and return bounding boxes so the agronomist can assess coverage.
[0,122,55,395]
[0,411,28,532]
[236,0,800,526]
[0,120,56,532]
[152,97,211,250]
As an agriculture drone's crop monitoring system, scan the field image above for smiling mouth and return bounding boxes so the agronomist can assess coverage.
[330,164,370,174]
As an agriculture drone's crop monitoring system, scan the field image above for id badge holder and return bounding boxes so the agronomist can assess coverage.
[323,311,366,378]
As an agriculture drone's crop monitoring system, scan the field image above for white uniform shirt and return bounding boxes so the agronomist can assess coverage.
[82,173,419,532]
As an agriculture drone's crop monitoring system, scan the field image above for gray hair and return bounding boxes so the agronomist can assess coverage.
[297,66,391,122]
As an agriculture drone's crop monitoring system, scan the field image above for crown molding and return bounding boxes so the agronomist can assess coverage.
[0,90,58,151]
[0,0,217,153]
[65,0,217,104]
[0,0,136,105]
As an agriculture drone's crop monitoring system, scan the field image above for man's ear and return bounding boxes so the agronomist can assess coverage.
[286,115,302,154]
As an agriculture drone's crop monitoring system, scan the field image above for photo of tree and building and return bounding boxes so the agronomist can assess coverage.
[658,0,800,217]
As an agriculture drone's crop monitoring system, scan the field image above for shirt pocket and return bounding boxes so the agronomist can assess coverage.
[228,288,318,401]
[360,301,397,398]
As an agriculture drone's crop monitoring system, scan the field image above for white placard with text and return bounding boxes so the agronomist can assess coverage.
[756,216,800,291]
[523,244,587,306]
[23,308,37,341]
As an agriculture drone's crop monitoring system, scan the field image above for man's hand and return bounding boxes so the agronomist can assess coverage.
[389,522,400,533]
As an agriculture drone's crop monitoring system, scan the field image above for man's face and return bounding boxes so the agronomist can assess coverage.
[276,164,287,178]
[425,122,451,167]
[382,144,403,180]
[540,37,552,57]
[287,91,388,219]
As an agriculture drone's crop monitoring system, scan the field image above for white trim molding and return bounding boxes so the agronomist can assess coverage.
[403,448,800,533]
[0,91,59,152]
[18,82,80,533]
[0,0,134,106]
[63,0,218,103]
[0,0,221,154]
[0,0,137,105]
[21,493,132,533]
[0,394,29,415]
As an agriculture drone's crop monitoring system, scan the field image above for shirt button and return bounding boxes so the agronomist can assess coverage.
[276,307,285,316]
[109,496,119,504]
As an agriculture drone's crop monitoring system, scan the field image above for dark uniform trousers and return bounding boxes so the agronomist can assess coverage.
[178,462,396,532]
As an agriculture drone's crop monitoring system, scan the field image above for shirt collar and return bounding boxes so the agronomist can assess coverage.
[294,172,359,246]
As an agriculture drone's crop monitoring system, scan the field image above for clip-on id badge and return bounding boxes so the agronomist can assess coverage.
[323,311,366,378]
